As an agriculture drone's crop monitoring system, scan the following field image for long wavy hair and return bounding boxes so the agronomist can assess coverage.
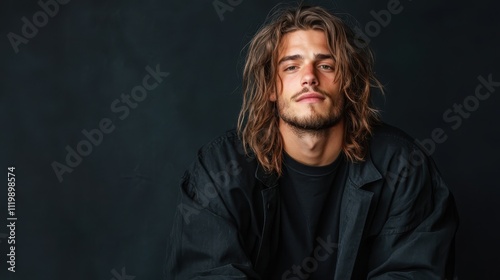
[237,5,383,175]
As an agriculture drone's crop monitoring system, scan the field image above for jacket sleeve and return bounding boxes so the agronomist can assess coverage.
[367,147,459,279]
[164,166,261,280]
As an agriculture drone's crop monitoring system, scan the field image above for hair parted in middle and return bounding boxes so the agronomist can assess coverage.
[237,5,383,176]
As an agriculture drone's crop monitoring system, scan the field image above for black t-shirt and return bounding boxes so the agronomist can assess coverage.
[269,152,348,279]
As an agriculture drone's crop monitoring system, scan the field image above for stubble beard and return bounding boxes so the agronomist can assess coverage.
[277,89,345,137]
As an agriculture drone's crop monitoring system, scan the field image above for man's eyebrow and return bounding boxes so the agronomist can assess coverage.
[315,53,334,60]
[278,54,303,65]
[277,53,334,65]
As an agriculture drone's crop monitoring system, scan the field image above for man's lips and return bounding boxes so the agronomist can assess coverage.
[295,92,326,102]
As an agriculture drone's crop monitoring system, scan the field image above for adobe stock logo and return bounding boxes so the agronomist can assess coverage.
[384,73,499,187]
[281,235,338,280]
[7,0,71,54]
[213,0,243,21]
[110,267,135,280]
[178,159,242,225]
[353,0,409,49]
[51,64,170,183]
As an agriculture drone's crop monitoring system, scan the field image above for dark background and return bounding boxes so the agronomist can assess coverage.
[1,0,499,279]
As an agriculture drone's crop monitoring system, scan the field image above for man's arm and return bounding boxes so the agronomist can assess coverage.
[164,168,260,280]
[367,147,459,279]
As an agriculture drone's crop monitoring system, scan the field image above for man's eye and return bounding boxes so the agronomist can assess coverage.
[319,65,333,70]
[284,66,298,71]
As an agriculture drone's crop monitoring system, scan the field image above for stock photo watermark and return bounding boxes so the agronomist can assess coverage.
[177,159,242,225]
[6,166,17,273]
[213,0,243,21]
[282,235,338,280]
[442,74,499,130]
[110,267,135,280]
[353,0,411,49]
[51,64,170,183]
[385,74,499,186]
[7,0,71,54]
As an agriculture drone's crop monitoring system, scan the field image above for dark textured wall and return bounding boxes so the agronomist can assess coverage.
[0,0,498,279]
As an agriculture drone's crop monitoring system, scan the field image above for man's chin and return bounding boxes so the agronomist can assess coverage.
[281,115,343,131]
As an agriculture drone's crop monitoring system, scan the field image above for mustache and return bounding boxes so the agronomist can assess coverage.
[291,87,329,100]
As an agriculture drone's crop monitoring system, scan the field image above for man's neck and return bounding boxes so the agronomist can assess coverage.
[279,119,344,166]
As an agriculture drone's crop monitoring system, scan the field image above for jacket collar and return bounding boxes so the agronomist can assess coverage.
[254,151,382,189]
[255,164,279,188]
[347,151,382,188]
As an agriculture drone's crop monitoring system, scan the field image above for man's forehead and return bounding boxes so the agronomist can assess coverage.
[277,30,332,58]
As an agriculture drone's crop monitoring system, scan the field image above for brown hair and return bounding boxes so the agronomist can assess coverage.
[237,5,383,175]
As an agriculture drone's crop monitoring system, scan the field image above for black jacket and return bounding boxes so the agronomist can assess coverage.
[164,123,458,279]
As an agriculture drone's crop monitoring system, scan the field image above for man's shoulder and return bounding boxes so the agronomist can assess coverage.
[370,123,423,152]
[195,128,248,161]
[368,123,430,167]
[187,128,256,182]
[181,130,259,220]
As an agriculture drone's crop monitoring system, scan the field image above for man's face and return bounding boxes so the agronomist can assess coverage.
[272,29,344,131]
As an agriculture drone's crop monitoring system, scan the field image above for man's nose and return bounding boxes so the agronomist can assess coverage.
[301,64,318,87]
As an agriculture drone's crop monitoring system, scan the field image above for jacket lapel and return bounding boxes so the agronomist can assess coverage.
[253,164,280,274]
[335,154,382,279]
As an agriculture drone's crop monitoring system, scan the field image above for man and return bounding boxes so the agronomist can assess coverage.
[164,5,458,279]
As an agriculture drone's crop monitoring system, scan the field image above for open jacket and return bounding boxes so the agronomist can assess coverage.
[164,123,458,279]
